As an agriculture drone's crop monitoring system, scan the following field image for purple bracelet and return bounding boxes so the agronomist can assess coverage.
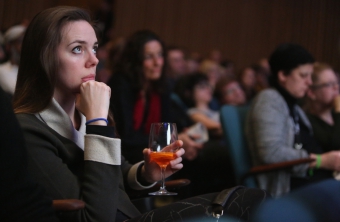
[85,118,108,125]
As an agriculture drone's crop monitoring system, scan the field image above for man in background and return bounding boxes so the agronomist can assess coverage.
[165,46,188,90]
[0,25,26,97]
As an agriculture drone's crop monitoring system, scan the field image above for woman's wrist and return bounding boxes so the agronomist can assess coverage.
[309,153,323,169]
[85,117,108,126]
[137,164,153,185]
[309,153,317,168]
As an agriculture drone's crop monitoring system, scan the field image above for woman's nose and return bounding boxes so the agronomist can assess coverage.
[306,76,313,86]
[86,51,99,67]
[153,57,163,66]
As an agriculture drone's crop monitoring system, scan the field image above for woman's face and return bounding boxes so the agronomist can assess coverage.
[241,68,256,88]
[143,40,164,80]
[309,69,339,105]
[221,81,246,106]
[193,81,212,104]
[55,21,98,94]
[279,64,313,98]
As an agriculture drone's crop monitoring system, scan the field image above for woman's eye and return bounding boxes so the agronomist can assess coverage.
[72,46,82,54]
[92,46,98,54]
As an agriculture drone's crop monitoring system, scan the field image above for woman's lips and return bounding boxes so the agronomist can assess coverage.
[82,74,95,82]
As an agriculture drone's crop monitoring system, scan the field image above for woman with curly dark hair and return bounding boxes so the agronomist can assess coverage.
[108,30,202,163]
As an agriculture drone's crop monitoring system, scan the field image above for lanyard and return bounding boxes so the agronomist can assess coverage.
[293,106,303,150]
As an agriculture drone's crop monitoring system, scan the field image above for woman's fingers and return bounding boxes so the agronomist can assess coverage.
[76,81,111,120]
[160,140,183,152]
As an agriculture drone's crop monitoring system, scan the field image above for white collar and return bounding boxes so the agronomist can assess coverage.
[35,98,86,150]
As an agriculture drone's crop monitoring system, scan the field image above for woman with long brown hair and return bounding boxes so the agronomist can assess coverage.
[13,6,185,221]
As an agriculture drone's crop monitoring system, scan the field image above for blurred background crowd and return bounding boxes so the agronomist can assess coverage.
[1,0,340,200]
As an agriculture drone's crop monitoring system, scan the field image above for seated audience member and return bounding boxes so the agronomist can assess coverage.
[0,86,58,221]
[107,29,202,164]
[220,59,235,78]
[165,46,188,90]
[257,57,271,75]
[252,64,270,93]
[173,73,235,196]
[13,6,268,222]
[238,66,257,102]
[178,73,222,137]
[198,59,222,90]
[198,60,222,110]
[246,43,340,198]
[214,76,246,106]
[186,52,201,73]
[304,63,340,152]
[0,24,26,96]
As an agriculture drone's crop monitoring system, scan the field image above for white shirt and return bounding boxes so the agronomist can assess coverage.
[0,61,18,95]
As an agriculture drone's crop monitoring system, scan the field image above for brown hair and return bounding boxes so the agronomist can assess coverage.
[13,6,94,114]
[311,62,334,84]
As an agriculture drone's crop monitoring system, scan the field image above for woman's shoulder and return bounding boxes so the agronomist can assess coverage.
[187,107,201,115]
[250,88,288,116]
[16,113,54,134]
[256,88,282,101]
[16,113,40,125]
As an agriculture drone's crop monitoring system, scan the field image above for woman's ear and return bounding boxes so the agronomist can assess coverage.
[277,70,286,84]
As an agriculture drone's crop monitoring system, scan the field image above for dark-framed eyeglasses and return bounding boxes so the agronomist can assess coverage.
[310,81,339,90]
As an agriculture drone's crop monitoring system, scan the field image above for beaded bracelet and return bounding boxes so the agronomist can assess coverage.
[85,118,108,125]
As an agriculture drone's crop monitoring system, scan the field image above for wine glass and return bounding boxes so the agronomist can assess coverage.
[148,122,178,195]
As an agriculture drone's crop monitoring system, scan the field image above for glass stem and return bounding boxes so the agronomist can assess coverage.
[160,166,166,190]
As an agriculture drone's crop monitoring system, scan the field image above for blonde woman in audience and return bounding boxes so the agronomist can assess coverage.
[198,59,222,110]
[246,43,340,198]
[305,63,340,152]
[198,59,222,90]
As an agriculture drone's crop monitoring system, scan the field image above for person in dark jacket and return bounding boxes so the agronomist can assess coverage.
[108,30,203,163]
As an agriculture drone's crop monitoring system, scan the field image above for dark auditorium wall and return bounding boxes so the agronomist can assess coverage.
[113,0,340,72]
[1,0,340,72]
[0,0,100,31]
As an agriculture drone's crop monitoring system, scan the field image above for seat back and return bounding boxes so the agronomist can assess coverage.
[220,104,257,187]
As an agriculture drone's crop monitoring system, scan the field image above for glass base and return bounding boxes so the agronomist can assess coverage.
[149,188,177,196]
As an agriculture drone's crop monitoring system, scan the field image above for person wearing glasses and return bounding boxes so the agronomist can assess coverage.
[304,63,340,153]
[246,43,340,197]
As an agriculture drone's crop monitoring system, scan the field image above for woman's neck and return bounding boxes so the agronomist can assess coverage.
[196,102,209,110]
[53,91,80,129]
[309,102,333,125]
